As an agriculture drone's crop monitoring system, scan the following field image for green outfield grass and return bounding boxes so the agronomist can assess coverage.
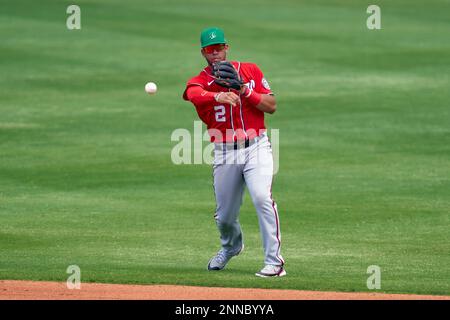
[1,0,449,295]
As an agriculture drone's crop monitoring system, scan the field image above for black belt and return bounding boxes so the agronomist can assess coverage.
[233,139,250,150]
[216,133,266,151]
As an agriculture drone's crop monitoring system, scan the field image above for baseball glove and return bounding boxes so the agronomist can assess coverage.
[212,61,244,91]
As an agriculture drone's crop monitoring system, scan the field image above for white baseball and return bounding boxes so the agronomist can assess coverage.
[145,82,157,94]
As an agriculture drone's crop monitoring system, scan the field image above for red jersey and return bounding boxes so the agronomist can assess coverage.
[183,61,273,142]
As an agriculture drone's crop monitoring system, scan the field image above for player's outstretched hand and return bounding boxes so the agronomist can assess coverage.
[215,92,240,106]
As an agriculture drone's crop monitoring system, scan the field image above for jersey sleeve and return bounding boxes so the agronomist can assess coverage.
[251,64,273,95]
[182,75,206,101]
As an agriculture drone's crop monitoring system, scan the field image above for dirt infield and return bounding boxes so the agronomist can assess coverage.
[1,280,449,300]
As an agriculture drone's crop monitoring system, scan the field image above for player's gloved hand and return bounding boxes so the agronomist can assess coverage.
[213,61,244,91]
[214,92,240,106]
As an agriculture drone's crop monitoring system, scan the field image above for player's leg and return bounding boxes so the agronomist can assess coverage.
[212,159,246,256]
[243,136,285,269]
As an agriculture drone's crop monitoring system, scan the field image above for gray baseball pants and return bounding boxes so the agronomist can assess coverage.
[212,133,284,266]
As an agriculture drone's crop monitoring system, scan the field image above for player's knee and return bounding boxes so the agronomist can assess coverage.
[251,193,271,208]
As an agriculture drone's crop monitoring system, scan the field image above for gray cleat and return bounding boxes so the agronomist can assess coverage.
[207,245,244,271]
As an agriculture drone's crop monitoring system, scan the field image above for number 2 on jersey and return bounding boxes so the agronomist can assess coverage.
[214,105,226,122]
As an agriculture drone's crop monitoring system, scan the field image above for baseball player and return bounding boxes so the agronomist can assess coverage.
[182,27,285,277]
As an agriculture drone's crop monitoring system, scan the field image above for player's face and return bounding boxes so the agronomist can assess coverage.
[201,44,228,65]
